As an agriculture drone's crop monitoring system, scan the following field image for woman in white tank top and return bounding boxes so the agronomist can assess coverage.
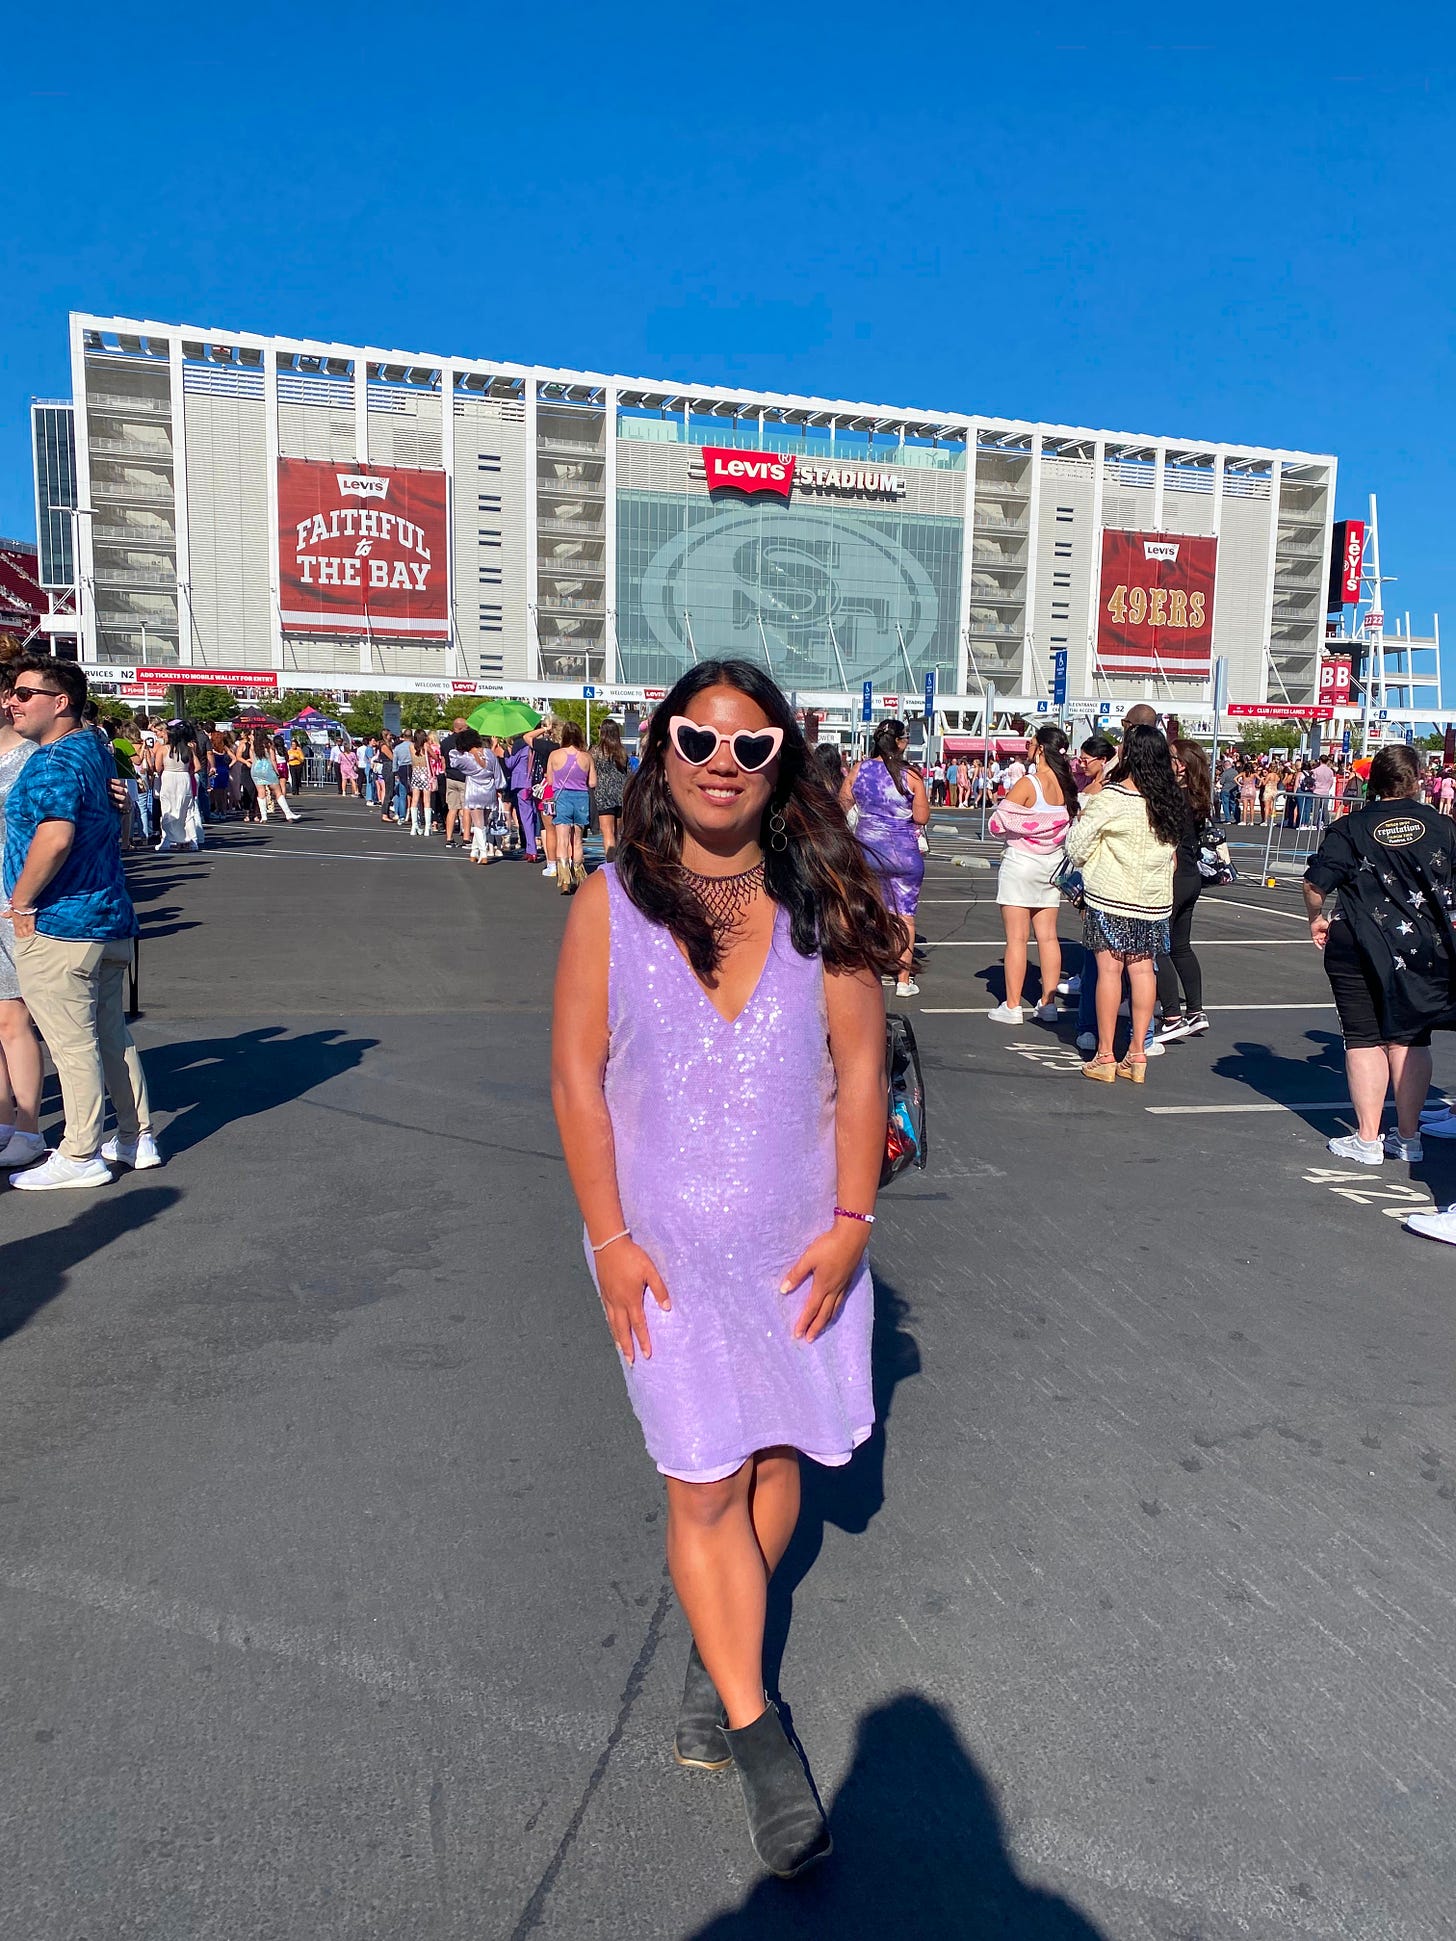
[986,726,1078,1025]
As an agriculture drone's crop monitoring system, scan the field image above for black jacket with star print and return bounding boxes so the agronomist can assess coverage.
[1306,799,1456,1040]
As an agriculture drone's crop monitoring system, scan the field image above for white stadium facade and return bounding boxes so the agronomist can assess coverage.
[29,310,1404,740]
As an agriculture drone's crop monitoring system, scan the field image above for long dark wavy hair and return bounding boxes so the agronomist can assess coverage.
[617,659,906,979]
[1121,725,1187,846]
[1172,738,1212,822]
[1031,723,1079,819]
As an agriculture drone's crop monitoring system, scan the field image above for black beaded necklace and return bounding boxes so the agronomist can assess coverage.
[678,858,765,936]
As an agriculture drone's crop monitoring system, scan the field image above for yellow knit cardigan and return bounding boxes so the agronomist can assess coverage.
[1063,784,1176,920]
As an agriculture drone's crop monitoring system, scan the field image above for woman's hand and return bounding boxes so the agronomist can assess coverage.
[595,1237,671,1364]
[780,1223,868,1343]
[1309,916,1330,949]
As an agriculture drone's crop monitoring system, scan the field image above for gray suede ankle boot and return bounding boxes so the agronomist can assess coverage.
[722,1701,832,1879]
[673,1642,731,1770]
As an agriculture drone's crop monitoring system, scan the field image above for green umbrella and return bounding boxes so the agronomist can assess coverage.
[467,699,543,738]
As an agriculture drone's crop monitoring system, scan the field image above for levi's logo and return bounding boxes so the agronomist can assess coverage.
[702,447,796,498]
[1143,540,1179,563]
[336,473,390,499]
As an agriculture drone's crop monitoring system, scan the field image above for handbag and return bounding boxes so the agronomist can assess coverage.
[1053,855,1085,907]
[1196,817,1237,884]
[881,1014,927,1187]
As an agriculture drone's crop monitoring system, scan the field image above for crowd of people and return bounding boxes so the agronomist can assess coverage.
[343,716,633,886]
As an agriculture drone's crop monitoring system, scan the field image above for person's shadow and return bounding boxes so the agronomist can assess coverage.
[1214,1029,1456,1201]
[691,1692,1108,1939]
[762,1274,919,1704]
[0,1184,180,1343]
[137,1025,378,1159]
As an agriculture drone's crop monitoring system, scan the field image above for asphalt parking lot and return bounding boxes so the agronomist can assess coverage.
[2,799,1453,1940]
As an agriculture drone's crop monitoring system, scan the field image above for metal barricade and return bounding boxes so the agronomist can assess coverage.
[1253,791,1343,881]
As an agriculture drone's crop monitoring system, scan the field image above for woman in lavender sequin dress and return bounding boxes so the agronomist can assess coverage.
[553,659,907,1879]
[843,720,929,997]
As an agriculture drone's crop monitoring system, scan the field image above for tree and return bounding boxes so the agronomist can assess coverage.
[1236,720,1302,759]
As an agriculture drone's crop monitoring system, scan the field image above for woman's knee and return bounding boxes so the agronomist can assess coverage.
[666,1466,751,1530]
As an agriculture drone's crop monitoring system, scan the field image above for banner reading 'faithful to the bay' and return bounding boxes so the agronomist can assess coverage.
[278,458,449,636]
[1096,530,1216,679]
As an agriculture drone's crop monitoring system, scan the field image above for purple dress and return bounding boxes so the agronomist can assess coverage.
[851,759,924,916]
[589,864,875,1483]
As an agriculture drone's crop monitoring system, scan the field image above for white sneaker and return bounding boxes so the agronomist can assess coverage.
[542,863,556,877]
[1383,1131,1424,1163]
[894,980,920,997]
[1034,1002,1058,1023]
[100,1131,163,1171]
[1142,1038,1165,1057]
[987,1002,1024,1024]
[1057,975,1081,996]
[10,1150,112,1191]
[1405,1205,1456,1245]
[1327,1133,1384,1166]
[1076,1031,1096,1053]
[0,1129,47,1167]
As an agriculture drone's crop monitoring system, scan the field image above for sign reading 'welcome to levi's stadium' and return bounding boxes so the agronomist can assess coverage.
[278,458,449,636]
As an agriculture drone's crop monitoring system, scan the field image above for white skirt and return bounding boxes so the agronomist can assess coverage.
[996,844,1062,909]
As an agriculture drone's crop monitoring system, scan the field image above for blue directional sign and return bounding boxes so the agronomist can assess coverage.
[923,669,936,723]
[1342,728,1352,755]
[1404,726,1416,745]
[861,679,873,723]
[1052,650,1068,708]
[582,685,597,699]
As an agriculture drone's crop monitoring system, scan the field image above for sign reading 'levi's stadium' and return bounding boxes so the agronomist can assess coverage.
[699,448,907,500]
[278,458,449,636]
[1096,530,1217,680]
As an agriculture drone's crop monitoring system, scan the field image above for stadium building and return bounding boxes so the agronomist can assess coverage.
[31,311,1341,731]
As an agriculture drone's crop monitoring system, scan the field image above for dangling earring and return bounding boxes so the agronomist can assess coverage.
[769,808,789,852]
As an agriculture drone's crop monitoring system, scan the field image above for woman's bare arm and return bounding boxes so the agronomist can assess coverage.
[779,965,885,1341]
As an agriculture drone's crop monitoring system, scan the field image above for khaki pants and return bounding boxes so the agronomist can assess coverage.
[15,933,151,1159]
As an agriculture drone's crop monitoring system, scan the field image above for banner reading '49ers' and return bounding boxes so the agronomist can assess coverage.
[1096,530,1216,679]
[278,458,449,636]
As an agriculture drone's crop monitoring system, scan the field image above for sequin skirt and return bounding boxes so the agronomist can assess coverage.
[1083,905,1170,963]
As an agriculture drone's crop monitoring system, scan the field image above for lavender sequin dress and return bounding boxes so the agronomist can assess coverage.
[589,864,874,1483]
[851,759,924,917]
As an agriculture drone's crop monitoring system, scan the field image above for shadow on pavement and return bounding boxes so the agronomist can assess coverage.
[141,1025,378,1158]
[0,1183,181,1343]
[691,1693,1108,1940]
[764,1276,919,1700]
[1213,1031,1349,1135]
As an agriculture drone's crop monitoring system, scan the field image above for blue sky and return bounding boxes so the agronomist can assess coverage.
[5,2,1452,660]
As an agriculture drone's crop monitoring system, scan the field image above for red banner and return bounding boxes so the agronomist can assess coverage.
[1318,658,1352,704]
[134,666,279,690]
[1329,519,1365,606]
[278,459,449,636]
[702,447,795,498]
[1096,531,1216,679]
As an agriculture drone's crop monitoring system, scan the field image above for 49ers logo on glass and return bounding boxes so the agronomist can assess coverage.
[278,458,449,637]
[1096,530,1216,679]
